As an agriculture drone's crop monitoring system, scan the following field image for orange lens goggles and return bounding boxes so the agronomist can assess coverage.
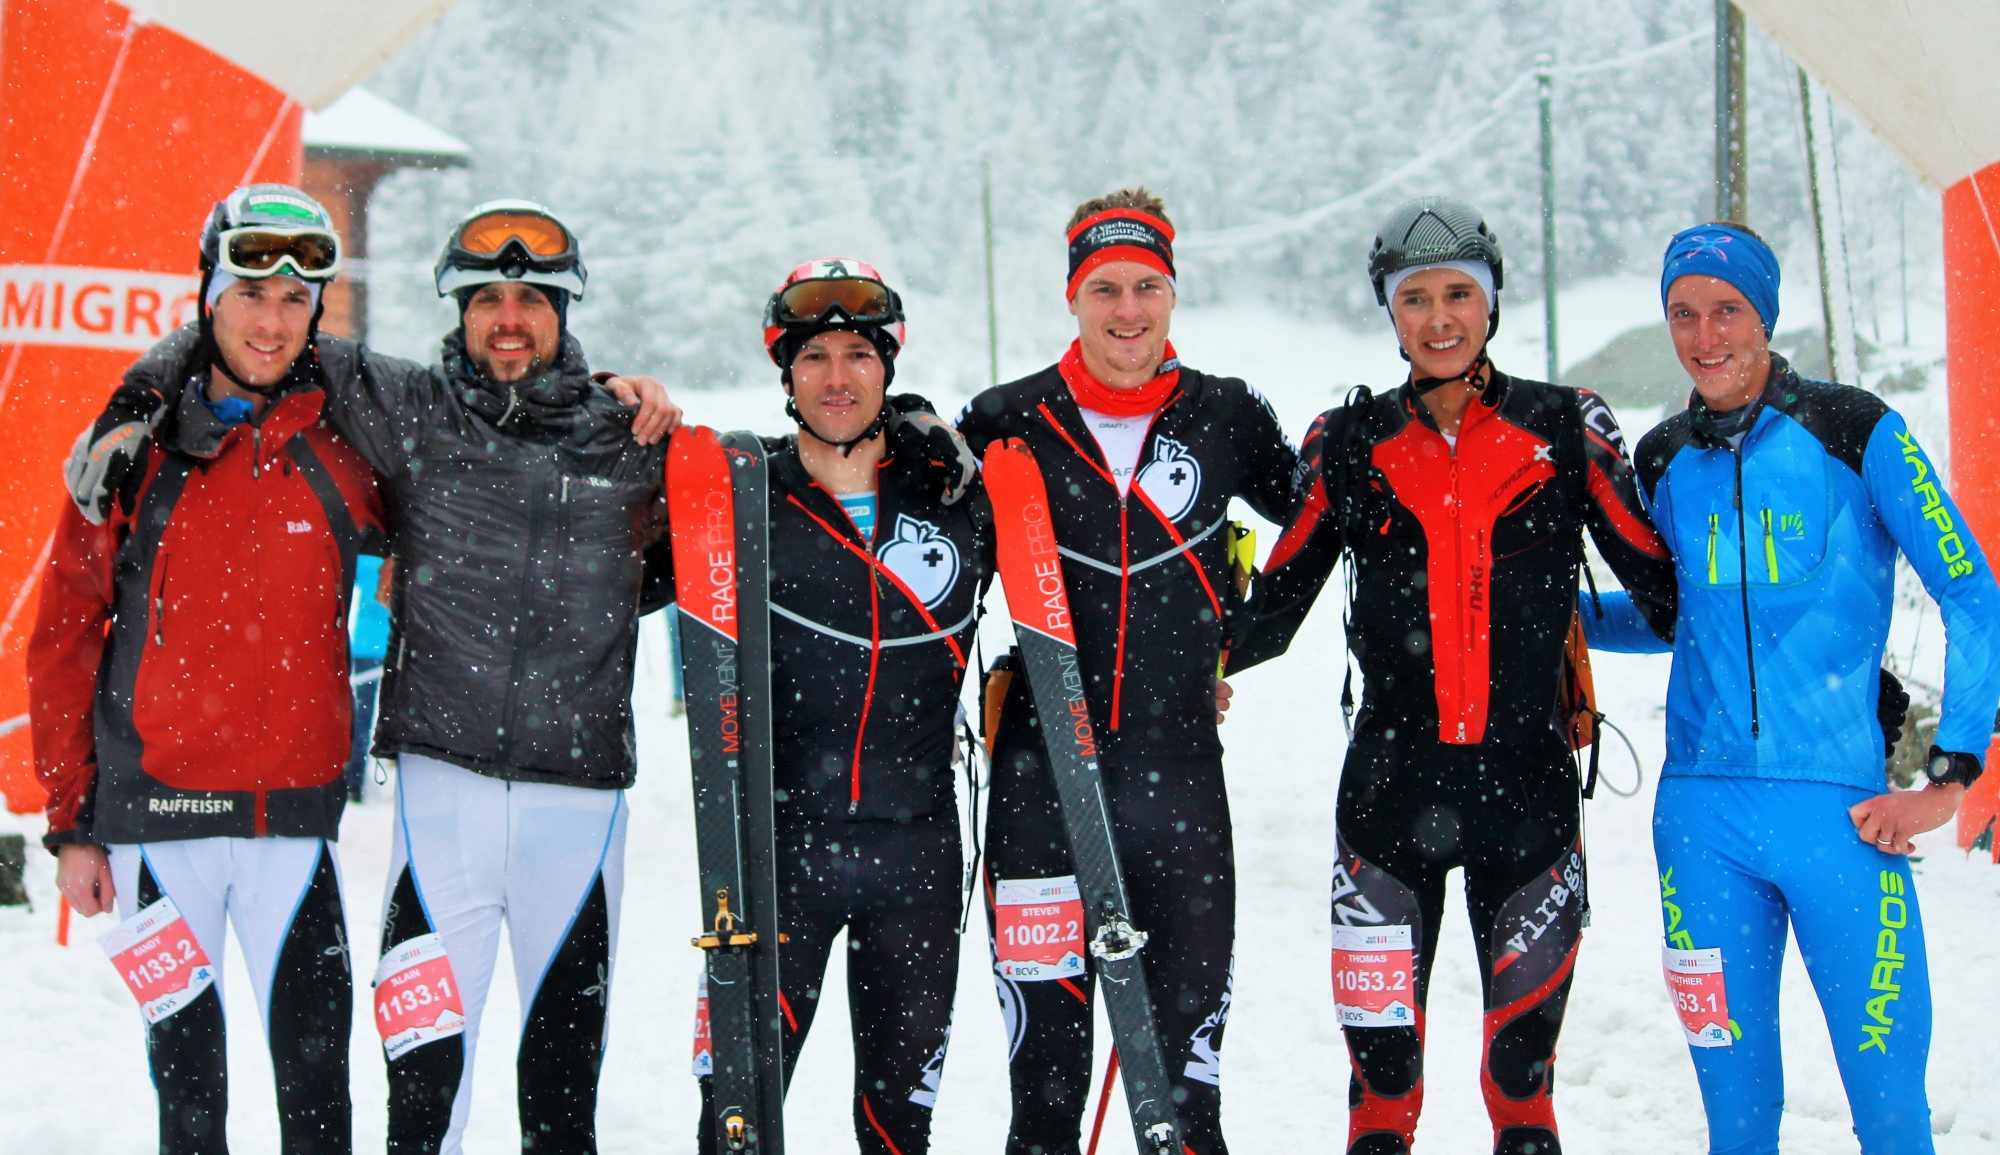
[775,277,896,324]
[455,211,573,258]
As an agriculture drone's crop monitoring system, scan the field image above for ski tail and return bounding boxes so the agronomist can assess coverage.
[670,426,783,1153]
[983,438,1183,1155]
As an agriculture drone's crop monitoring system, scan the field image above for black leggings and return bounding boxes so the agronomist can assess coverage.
[984,743,1237,1155]
[1334,726,1585,1155]
[699,813,962,1154]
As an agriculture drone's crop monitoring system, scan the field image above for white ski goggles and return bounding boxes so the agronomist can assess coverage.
[215,226,343,282]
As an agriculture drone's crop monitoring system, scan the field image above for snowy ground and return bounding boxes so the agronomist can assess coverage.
[5,276,1997,1153]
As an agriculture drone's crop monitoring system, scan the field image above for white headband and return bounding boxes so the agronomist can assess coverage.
[1382,260,1496,315]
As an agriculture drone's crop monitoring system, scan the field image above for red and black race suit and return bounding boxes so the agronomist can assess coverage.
[645,418,991,824]
[1238,373,1675,740]
[1239,372,1674,1154]
[959,361,1295,1155]
[32,375,385,848]
[955,362,1297,759]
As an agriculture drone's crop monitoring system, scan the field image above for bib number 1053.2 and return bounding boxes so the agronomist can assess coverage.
[1331,924,1415,1028]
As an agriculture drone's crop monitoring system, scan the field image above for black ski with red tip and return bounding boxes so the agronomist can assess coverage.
[983,437,1183,1155]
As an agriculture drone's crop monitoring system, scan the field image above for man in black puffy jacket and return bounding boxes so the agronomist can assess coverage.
[659,258,986,1154]
[72,200,680,1155]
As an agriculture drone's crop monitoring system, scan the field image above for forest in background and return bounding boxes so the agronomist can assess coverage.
[354,0,1938,395]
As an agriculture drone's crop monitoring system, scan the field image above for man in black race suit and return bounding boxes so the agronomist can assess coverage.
[954,188,1298,1155]
[1232,197,1678,1155]
[659,258,988,1154]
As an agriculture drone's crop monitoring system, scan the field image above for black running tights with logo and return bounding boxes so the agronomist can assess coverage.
[1334,727,1585,1155]
[698,813,962,1154]
[131,845,351,1155]
[985,743,1236,1155]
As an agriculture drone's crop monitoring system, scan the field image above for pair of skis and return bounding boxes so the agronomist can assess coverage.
[670,428,1181,1155]
[670,428,785,1154]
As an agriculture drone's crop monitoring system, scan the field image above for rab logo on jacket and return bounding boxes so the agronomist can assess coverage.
[1137,437,1202,521]
[878,514,961,607]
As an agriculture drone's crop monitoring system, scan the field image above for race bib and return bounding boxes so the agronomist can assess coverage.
[692,969,713,1077]
[1662,944,1732,1048]
[1331,924,1416,1028]
[99,897,216,1024]
[373,933,466,1060]
[994,875,1086,982]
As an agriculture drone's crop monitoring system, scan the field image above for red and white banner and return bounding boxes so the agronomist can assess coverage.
[0,265,199,351]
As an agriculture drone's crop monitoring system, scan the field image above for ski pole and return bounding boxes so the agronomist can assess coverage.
[1086,1048,1121,1155]
[57,896,71,946]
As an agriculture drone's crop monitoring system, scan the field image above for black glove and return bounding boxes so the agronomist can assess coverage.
[64,386,168,525]
[1877,667,1910,759]
[888,393,976,506]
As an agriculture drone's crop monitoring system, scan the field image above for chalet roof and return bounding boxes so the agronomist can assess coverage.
[303,89,469,168]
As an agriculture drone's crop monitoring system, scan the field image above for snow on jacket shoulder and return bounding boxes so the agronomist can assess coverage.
[31,360,385,848]
[111,324,670,790]
[955,362,1295,761]
[1594,358,2000,789]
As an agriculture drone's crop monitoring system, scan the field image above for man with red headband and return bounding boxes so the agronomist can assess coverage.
[955,188,1298,1155]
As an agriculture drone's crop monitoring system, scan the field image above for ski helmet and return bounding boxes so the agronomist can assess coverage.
[195,184,339,396]
[1368,196,1504,335]
[434,200,588,302]
[762,257,906,371]
[765,258,906,452]
[199,184,343,282]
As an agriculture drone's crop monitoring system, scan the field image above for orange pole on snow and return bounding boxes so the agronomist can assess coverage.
[0,0,303,814]
[1944,161,2000,852]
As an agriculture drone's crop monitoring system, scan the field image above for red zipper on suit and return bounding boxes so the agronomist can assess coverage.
[1033,399,1219,731]
[789,487,966,813]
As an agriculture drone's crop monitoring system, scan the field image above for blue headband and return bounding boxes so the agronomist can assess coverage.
[1660,224,1780,336]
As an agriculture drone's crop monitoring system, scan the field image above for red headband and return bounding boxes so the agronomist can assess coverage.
[1066,208,1175,299]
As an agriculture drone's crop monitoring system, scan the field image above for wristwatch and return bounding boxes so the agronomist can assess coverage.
[1924,745,1984,789]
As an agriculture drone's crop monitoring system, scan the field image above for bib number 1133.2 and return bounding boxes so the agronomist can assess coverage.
[98,896,216,1024]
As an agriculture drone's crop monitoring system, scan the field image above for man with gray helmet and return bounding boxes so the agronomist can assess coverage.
[70,199,681,1155]
[1235,196,1677,1155]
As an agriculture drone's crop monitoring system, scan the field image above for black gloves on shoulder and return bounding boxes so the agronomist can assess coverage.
[64,385,170,525]
[887,393,976,506]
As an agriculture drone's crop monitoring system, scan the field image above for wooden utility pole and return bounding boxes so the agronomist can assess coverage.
[981,155,999,389]
[1537,53,1559,384]
[1714,0,1748,223]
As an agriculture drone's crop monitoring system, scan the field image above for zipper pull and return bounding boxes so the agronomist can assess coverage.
[251,428,261,479]
[562,476,570,503]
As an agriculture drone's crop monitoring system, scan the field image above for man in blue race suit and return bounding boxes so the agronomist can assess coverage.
[1585,222,2000,1155]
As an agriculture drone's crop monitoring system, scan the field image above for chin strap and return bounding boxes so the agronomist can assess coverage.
[786,392,888,457]
[1409,350,1491,397]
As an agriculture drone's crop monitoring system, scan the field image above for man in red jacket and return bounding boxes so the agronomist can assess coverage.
[30,185,384,1155]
